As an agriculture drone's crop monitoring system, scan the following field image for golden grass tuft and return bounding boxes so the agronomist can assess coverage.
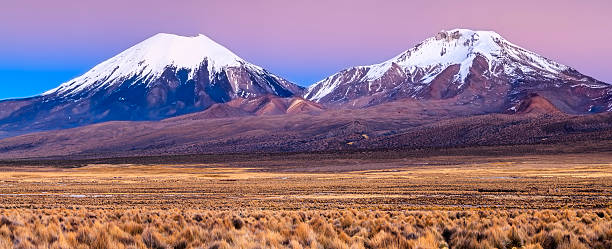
[0,209,609,249]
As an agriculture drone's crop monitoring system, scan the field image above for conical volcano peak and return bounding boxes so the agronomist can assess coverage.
[45,33,251,96]
[126,32,245,74]
[393,29,508,66]
[351,28,571,84]
[305,28,610,113]
[352,28,510,84]
[5,33,303,132]
[139,32,243,65]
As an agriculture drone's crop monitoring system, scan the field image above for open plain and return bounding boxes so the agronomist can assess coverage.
[0,152,611,248]
[0,152,611,210]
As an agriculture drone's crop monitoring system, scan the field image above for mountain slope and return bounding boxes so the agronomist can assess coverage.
[166,95,324,120]
[0,103,610,159]
[305,29,612,114]
[0,33,303,136]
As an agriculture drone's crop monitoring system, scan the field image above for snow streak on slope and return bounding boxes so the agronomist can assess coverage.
[44,33,253,96]
[306,29,572,102]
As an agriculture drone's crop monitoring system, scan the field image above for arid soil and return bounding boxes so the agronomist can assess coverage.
[0,153,610,210]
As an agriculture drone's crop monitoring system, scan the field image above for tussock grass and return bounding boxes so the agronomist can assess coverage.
[0,209,610,249]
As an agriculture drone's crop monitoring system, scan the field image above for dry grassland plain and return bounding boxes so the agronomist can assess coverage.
[0,152,610,248]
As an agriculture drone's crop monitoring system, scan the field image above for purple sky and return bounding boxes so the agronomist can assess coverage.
[1,0,611,99]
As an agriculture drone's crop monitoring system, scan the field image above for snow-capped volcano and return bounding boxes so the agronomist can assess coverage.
[46,33,299,98]
[305,29,611,113]
[361,29,569,84]
[0,29,611,139]
[0,33,303,134]
[46,33,243,96]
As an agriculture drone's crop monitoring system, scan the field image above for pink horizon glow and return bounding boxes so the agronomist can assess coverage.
[1,0,611,89]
